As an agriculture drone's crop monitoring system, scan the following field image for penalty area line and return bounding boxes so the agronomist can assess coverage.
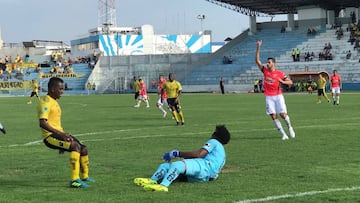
[235,186,360,203]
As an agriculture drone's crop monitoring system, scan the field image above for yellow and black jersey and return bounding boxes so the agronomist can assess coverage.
[37,95,63,138]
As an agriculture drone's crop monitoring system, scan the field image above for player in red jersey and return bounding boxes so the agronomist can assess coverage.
[330,69,342,105]
[134,79,150,108]
[255,40,295,140]
[157,75,170,117]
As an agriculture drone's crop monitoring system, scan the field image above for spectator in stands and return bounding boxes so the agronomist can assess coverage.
[291,49,296,62]
[280,25,286,33]
[222,56,232,64]
[304,52,310,62]
[336,27,344,40]
[295,48,300,61]
[346,50,352,59]
[86,82,92,95]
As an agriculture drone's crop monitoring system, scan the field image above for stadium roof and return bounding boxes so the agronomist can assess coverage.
[206,0,360,16]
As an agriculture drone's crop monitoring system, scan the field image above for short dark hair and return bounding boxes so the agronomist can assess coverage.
[267,57,276,63]
[48,77,64,90]
[212,125,230,145]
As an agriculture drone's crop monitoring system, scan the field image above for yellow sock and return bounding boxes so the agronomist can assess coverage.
[178,111,185,123]
[80,155,89,179]
[172,111,179,122]
[70,151,80,181]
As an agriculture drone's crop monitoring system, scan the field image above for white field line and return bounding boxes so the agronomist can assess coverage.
[235,186,360,203]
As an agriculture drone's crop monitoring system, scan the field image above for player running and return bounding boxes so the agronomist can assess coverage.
[161,73,185,125]
[157,75,170,118]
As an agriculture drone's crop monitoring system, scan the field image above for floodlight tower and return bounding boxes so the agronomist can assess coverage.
[98,0,117,32]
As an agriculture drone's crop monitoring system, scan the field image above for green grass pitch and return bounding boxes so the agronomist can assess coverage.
[0,92,359,203]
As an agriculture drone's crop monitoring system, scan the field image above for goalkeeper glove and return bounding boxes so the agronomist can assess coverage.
[163,149,179,162]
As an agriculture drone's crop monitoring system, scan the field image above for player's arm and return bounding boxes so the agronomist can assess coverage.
[279,76,293,86]
[178,148,208,159]
[163,148,208,162]
[255,40,263,71]
[39,119,73,141]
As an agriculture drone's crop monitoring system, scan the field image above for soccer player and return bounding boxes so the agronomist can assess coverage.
[37,77,94,188]
[255,40,295,140]
[27,80,40,104]
[134,78,150,108]
[134,125,230,192]
[133,76,140,104]
[317,73,330,104]
[157,75,169,118]
[161,73,185,125]
[330,69,342,105]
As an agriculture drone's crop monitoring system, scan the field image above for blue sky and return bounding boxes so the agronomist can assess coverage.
[0,0,285,44]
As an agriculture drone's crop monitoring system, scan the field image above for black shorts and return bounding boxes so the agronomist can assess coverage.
[134,91,139,100]
[317,89,325,96]
[43,134,85,152]
[167,98,178,108]
[30,91,38,97]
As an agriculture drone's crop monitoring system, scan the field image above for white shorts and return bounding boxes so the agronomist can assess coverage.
[138,95,148,100]
[265,94,287,115]
[157,97,168,106]
[331,87,341,94]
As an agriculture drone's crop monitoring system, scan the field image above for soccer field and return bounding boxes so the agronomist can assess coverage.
[0,92,359,203]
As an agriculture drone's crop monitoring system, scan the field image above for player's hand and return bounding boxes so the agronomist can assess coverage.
[163,149,179,162]
[256,40,262,47]
[64,133,73,142]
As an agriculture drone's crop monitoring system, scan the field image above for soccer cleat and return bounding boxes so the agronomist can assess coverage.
[27,101,32,104]
[333,101,336,105]
[70,179,89,188]
[146,105,150,108]
[134,178,157,187]
[176,122,180,126]
[143,183,168,192]
[0,127,5,134]
[327,100,330,103]
[163,112,167,118]
[82,177,95,183]
[282,135,289,141]
[181,122,185,125]
[134,104,140,108]
[316,101,321,104]
[289,127,295,138]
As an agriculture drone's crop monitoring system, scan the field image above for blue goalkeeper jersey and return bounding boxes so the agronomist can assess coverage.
[202,138,226,179]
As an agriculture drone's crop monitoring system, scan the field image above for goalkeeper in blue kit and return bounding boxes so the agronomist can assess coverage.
[134,125,230,192]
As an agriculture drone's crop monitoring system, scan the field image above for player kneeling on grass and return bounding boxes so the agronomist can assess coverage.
[37,77,94,188]
[134,125,230,192]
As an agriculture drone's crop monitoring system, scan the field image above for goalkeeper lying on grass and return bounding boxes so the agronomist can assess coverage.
[134,125,231,192]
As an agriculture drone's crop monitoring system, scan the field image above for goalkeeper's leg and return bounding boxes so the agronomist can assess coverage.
[150,162,170,182]
[159,161,185,187]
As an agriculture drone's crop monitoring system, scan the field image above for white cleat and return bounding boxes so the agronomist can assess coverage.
[289,127,295,138]
[282,135,289,141]
[163,112,167,118]
[134,105,140,108]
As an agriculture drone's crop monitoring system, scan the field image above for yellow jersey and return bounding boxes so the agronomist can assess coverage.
[37,95,63,138]
[134,80,140,92]
[162,80,182,99]
[32,81,39,93]
[317,77,327,89]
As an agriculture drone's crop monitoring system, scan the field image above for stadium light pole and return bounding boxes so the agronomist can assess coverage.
[197,14,205,53]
